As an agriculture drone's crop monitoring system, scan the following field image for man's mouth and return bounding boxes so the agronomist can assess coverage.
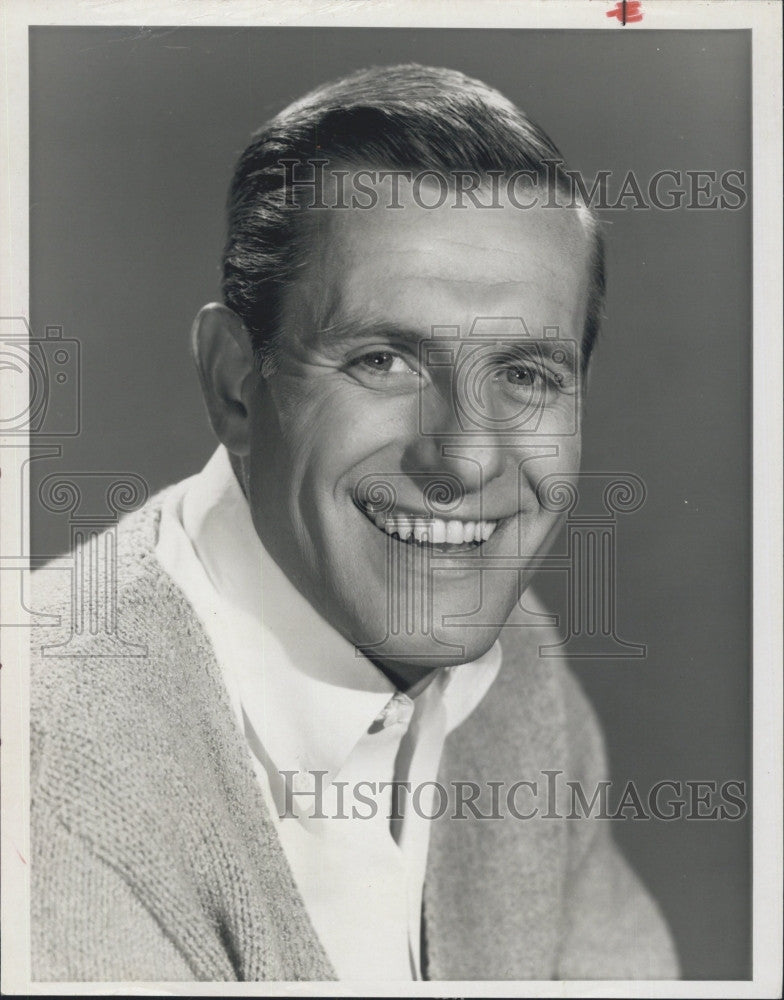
[357,503,498,553]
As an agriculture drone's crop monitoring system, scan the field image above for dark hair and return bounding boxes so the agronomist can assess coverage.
[222,63,605,373]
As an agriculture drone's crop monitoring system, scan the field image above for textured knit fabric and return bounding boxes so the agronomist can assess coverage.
[30,490,681,982]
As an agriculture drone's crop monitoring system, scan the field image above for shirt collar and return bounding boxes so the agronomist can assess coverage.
[179,445,501,781]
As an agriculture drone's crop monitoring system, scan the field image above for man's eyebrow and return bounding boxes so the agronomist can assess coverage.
[313,317,427,346]
[313,317,580,365]
[526,338,579,363]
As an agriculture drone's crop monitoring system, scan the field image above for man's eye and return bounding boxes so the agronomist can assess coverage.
[504,364,538,387]
[496,363,544,389]
[496,363,566,391]
[352,351,417,376]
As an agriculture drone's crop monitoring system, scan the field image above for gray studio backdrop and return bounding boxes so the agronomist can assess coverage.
[29,27,751,979]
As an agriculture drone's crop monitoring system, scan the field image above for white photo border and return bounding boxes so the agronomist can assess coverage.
[1,1,781,997]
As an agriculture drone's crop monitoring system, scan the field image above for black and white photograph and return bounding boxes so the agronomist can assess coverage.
[0,1,781,995]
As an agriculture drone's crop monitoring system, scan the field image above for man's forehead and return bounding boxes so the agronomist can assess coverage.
[319,179,590,278]
[286,174,592,344]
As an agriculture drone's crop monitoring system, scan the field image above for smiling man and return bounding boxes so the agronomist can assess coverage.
[31,65,679,981]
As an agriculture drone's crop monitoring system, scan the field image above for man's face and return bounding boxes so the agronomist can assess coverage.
[241,178,591,677]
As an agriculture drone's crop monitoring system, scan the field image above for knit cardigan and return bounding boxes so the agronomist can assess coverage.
[30,490,680,982]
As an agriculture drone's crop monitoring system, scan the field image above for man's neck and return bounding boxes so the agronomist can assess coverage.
[372,658,443,697]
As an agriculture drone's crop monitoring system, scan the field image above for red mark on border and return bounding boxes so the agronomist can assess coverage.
[607,1,643,24]
[16,848,27,865]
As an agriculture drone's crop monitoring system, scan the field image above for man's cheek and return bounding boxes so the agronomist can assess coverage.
[277,378,376,441]
[305,404,401,481]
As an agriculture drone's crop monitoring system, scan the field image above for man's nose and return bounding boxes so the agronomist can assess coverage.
[402,392,506,493]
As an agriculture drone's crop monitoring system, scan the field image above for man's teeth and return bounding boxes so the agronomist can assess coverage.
[372,513,497,545]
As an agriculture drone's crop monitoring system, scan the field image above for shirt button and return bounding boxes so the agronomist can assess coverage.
[375,692,414,729]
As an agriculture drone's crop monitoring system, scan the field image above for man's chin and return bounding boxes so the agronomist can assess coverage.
[360,623,503,680]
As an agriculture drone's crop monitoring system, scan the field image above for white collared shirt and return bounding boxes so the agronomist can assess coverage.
[155,446,502,980]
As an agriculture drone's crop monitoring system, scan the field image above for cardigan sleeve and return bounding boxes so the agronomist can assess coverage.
[31,807,198,983]
[554,665,681,980]
[31,714,199,983]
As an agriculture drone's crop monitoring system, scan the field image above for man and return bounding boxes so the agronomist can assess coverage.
[31,64,679,981]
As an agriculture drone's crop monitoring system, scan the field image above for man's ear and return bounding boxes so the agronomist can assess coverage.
[190,303,256,456]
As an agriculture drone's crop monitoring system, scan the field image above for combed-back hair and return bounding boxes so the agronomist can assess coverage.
[222,63,605,373]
